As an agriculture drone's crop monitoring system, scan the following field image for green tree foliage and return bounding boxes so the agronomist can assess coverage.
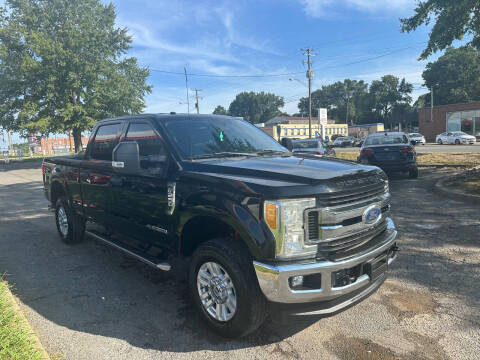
[0,0,152,151]
[228,91,284,124]
[401,0,480,59]
[422,46,480,106]
[298,79,369,124]
[212,105,228,115]
[369,75,413,126]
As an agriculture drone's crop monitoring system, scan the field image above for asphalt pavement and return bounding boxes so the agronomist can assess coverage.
[338,143,480,153]
[0,164,479,360]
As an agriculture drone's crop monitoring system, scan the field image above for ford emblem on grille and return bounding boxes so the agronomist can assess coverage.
[363,205,382,225]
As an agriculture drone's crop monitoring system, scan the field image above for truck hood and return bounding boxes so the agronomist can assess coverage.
[181,155,384,196]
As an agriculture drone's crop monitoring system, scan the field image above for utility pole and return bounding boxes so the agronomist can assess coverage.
[7,131,13,155]
[184,67,190,114]
[301,48,315,138]
[192,88,202,114]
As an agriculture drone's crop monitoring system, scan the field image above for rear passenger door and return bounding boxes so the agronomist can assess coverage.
[111,121,172,253]
[80,122,123,225]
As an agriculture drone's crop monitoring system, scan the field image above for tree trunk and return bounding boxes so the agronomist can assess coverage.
[72,128,82,153]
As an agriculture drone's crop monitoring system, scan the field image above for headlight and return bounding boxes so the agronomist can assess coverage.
[264,198,317,260]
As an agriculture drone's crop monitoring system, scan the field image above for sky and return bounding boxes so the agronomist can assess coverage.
[111,0,434,116]
[1,0,445,144]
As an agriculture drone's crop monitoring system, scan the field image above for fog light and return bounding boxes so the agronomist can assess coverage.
[289,275,304,289]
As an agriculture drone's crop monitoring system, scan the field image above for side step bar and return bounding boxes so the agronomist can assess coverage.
[85,230,171,271]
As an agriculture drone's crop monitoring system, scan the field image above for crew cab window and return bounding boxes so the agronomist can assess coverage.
[90,123,122,161]
[125,123,167,173]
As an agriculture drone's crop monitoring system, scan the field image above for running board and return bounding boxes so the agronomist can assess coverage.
[85,230,171,271]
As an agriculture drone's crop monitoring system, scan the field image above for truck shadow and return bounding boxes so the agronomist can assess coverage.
[0,169,479,354]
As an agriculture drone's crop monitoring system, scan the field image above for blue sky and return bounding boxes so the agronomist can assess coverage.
[2,0,443,144]
[112,0,434,115]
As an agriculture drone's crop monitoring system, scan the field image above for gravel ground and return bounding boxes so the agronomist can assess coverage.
[0,165,479,360]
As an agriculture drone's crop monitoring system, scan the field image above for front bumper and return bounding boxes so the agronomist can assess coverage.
[253,218,397,306]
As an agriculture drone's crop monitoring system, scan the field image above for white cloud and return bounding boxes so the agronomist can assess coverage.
[300,0,416,17]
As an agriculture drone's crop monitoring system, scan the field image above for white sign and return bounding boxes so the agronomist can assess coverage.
[319,108,327,125]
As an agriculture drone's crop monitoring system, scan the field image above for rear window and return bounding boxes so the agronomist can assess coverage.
[293,140,320,149]
[364,135,408,146]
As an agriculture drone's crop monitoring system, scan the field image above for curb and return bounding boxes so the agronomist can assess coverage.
[434,176,480,205]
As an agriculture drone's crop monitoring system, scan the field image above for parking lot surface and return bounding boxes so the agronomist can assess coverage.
[339,143,480,153]
[0,165,479,360]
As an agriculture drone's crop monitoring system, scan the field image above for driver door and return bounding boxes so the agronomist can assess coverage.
[110,121,172,253]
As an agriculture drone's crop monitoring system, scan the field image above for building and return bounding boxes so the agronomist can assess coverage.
[33,136,89,154]
[419,101,480,141]
[348,123,385,138]
[260,116,348,141]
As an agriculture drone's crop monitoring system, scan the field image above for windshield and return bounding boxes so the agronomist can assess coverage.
[451,131,467,135]
[162,116,287,159]
[364,135,409,145]
[293,140,322,149]
[410,133,421,137]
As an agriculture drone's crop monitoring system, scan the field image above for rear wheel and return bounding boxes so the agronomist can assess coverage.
[438,139,443,144]
[189,238,267,338]
[55,196,85,244]
[455,139,460,145]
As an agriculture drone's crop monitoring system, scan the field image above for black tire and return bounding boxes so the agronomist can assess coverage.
[455,139,460,145]
[189,238,267,338]
[438,139,442,144]
[409,167,419,179]
[55,196,85,244]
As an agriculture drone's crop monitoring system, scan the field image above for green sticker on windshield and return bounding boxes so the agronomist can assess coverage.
[219,131,224,142]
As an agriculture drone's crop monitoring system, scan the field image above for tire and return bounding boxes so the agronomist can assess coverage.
[455,139,460,145]
[409,167,419,179]
[189,238,267,338]
[438,139,442,144]
[55,196,85,244]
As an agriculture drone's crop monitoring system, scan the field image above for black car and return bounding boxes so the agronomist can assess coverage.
[357,132,418,178]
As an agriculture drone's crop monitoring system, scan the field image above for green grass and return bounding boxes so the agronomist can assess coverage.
[0,280,46,360]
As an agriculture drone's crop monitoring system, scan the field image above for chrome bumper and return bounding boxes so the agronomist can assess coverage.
[254,218,397,304]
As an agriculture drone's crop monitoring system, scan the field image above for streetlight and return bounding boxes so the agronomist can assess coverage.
[289,77,308,87]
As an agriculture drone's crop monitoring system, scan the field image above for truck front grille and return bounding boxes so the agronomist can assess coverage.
[305,182,390,261]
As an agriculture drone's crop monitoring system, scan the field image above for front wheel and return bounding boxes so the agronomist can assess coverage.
[438,139,442,144]
[455,139,460,145]
[189,238,267,338]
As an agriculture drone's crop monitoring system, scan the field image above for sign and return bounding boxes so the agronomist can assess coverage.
[319,108,327,125]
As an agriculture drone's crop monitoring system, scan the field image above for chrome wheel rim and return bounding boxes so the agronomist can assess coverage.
[57,206,68,236]
[197,261,237,322]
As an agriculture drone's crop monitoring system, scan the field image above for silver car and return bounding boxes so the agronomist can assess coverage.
[291,139,336,157]
[436,131,476,145]
[408,133,426,145]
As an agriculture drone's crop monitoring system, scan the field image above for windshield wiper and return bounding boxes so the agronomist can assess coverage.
[190,152,254,160]
[256,149,291,156]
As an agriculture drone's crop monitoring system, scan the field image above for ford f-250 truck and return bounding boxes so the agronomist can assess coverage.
[43,114,398,337]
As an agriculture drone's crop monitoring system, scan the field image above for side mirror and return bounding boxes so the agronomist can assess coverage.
[112,141,140,173]
[410,140,417,146]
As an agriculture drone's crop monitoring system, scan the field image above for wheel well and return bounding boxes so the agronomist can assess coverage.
[181,216,238,256]
[50,181,65,207]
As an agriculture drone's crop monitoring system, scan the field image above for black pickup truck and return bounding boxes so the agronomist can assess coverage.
[43,114,398,337]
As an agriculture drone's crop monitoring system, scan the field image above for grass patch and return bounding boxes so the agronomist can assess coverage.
[336,151,480,167]
[0,279,46,360]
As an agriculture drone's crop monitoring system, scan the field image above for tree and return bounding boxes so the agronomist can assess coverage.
[369,75,413,129]
[0,0,152,151]
[228,92,284,124]
[401,0,480,59]
[422,46,480,105]
[213,105,228,115]
[297,79,369,124]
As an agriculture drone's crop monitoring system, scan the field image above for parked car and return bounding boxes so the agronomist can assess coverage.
[333,136,355,147]
[43,114,398,338]
[408,133,426,145]
[358,132,418,178]
[291,139,336,157]
[436,131,476,145]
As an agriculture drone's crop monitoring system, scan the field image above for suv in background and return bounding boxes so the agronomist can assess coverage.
[358,132,418,178]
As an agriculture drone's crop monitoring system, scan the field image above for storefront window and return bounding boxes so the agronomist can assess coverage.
[460,110,475,135]
[447,110,479,138]
[446,112,461,132]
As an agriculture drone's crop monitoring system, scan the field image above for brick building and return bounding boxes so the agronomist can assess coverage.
[419,101,480,142]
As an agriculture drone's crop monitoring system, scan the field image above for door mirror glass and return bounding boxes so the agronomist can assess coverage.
[112,141,140,174]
